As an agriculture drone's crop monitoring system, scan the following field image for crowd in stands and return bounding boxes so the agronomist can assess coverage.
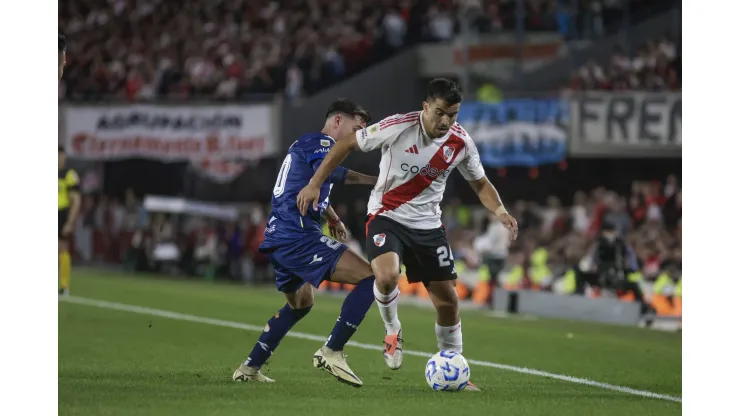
[70,172,681,315]
[566,36,680,91]
[59,0,671,101]
[59,0,462,101]
[443,173,681,316]
[70,188,273,282]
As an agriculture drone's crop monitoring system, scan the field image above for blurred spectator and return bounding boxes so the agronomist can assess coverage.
[428,5,455,41]
[512,200,540,232]
[664,174,679,198]
[610,46,632,72]
[193,222,220,278]
[570,191,591,233]
[382,6,408,50]
[122,188,148,231]
[602,195,632,236]
[662,189,681,231]
[539,195,562,234]
[566,37,681,92]
[285,63,304,104]
[473,214,511,284]
[74,196,97,262]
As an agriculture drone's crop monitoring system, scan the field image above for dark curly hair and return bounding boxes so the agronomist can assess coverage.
[325,98,371,124]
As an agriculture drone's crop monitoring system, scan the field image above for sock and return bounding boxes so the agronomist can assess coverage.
[326,276,375,351]
[435,320,463,353]
[373,282,401,334]
[59,251,71,290]
[244,303,312,369]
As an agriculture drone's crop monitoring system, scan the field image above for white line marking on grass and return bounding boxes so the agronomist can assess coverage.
[60,296,681,403]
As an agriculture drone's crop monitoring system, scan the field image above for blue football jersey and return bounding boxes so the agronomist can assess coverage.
[260,132,348,249]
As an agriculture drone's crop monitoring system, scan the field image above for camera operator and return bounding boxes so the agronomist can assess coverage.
[575,220,651,313]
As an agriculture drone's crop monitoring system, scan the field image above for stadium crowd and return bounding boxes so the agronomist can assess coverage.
[59,0,460,101]
[69,172,681,314]
[59,0,668,101]
[565,36,680,91]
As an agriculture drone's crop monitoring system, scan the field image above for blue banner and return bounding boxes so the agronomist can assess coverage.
[457,99,569,167]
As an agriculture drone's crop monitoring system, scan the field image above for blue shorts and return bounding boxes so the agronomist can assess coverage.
[261,232,348,293]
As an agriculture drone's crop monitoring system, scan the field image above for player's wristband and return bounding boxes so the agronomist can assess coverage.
[495,206,508,216]
[327,218,341,227]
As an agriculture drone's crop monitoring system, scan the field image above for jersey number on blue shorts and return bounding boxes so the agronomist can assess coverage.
[320,236,342,250]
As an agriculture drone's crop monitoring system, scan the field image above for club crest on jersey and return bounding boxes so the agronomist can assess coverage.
[443,146,456,164]
[370,125,378,134]
[373,233,386,247]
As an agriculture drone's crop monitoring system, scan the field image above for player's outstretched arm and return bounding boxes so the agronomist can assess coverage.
[468,177,518,241]
[344,170,377,186]
[298,133,359,215]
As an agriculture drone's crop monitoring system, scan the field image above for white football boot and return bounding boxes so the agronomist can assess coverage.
[313,346,363,387]
[462,381,481,391]
[232,364,275,383]
[383,328,404,370]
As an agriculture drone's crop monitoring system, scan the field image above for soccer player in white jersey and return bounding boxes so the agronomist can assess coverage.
[298,79,518,391]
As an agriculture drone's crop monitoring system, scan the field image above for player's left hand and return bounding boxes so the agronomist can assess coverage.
[62,222,73,237]
[297,184,321,216]
[498,213,518,241]
[328,220,348,241]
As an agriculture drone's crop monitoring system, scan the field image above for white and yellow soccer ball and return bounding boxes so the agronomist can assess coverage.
[425,350,471,391]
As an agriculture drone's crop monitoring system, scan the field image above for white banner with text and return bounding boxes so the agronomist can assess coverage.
[62,104,277,161]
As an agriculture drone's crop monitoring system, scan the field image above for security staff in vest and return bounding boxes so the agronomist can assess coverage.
[575,220,650,313]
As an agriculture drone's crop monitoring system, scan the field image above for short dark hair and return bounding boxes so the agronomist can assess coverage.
[59,32,67,52]
[325,98,371,124]
[426,78,462,105]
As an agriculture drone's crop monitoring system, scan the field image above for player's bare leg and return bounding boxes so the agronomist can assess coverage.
[312,249,376,387]
[426,280,479,391]
[370,252,404,369]
[233,284,315,383]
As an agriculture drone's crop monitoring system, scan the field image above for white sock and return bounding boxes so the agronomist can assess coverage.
[435,320,463,353]
[373,283,401,334]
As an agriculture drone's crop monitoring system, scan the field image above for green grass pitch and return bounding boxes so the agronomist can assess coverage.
[58,269,681,416]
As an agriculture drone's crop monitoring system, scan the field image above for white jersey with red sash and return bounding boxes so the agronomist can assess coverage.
[355,111,485,230]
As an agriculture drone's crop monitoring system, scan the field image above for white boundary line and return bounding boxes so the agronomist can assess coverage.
[60,296,682,403]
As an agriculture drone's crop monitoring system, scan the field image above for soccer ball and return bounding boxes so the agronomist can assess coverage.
[425,350,471,391]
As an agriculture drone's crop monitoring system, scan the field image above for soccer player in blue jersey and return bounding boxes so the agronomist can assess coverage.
[233,99,378,387]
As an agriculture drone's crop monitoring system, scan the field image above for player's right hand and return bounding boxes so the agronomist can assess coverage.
[498,213,519,241]
[297,184,321,216]
[328,220,348,241]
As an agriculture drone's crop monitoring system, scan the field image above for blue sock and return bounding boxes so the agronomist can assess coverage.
[326,276,375,351]
[245,303,312,369]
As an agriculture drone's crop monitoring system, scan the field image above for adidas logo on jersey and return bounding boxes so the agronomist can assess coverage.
[404,145,419,154]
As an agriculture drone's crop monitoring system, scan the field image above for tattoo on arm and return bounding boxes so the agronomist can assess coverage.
[345,170,377,185]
